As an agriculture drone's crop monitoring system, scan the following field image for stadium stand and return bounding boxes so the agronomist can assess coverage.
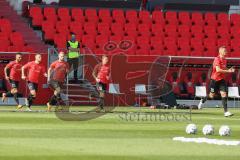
[0,0,48,52]
[27,5,240,57]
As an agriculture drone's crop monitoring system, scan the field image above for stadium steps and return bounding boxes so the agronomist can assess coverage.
[62,80,99,106]
[0,0,48,53]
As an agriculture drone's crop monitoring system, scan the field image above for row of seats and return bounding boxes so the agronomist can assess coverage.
[0,18,34,52]
[167,71,239,96]
[28,6,240,56]
[29,6,240,27]
[52,34,240,56]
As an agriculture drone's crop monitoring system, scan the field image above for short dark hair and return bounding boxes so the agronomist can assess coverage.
[102,54,108,59]
[16,52,22,56]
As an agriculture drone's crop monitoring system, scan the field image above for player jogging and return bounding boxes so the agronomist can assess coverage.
[92,55,110,112]
[2,53,23,109]
[47,52,69,111]
[198,46,235,117]
[22,53,47,111]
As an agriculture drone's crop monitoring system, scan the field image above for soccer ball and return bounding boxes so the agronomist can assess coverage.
[219,125,231,136]
[202,124,214,135]
[186,124,197,134]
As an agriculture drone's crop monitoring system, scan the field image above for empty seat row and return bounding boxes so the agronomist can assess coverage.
[29,6,240,27]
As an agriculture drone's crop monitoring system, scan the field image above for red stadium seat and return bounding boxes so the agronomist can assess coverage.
[191,37,203,56]
[8,45,23,52]
[138,10,151,24]
[124,23,137,32]
[126,10,138,24]
[136,44,150,55]
[165,11,178,25]
[54,33,67,49]
[178,25,191,38]
[203,46,217,57]
[136,36,149,45]
[112,9,125,24]
[230,13,240,27]
[111,23,124,36]
[85,8,98,23]
[164,25,177,37]
[29,6,43,27]
[97,23,110,36]
[10,32,25,47]
[56,21,69,33]
[71,8,84,22]
[109,35,122,43]
[0,19,12,35]
[150,36,163,46]
[57,8,71,23]
[177,37,190,56]
[42,21,56,41]
[123,35,136,43]
[178,44,191,56]
[69,21,83,35]
[43,7,57,22]
[83,22,97,36]
[81,35,95,49]
[22,45,34,52]
[0,39,10,51]
[204,26,217,39]
[217,13,230,26]
[151,23,164,37]
[204,12,217,26]
[191,12,204,26]
[149,44,163,55]
[95,35,109,48]
[138,23,151,36]
[204,38,216,47]
[152,11,165,25]
[178,12,191,26]
[98,9,112,24]
[217,38,230,47]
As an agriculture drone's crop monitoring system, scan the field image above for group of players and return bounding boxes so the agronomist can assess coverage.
[2,52,110,112]
[1,46,237,116]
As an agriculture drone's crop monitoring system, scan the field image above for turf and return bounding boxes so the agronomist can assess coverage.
[0,106,240,160]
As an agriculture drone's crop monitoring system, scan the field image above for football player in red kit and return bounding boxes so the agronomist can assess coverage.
[2,53,23,109]
[92,55,110,112]
[47,52,69,111]
[22,53,47,111]
[198,46,235,117]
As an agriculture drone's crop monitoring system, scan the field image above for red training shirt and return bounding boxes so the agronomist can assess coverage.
[93,64,110,84]
[23,61,46,84]
[50,60,69,82]
[211,56,227,81]
[5,61,22,81]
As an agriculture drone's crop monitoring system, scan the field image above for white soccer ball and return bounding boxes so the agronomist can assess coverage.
[219,125,231,136]
[202,124,214,135]
[186,124,197,134]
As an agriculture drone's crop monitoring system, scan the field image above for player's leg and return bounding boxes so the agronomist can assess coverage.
[1,80,14,102]
[10,81,23,109]
[198,80,216,109]
[219,80,233,117]
[96,82,106,111]
[26,82,37,111]
[47,81,62,111]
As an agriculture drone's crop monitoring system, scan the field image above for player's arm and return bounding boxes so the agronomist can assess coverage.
[42,67,47,78]
[47,67,52,82]
[21,65,27,80]
[92,64,100,82]
[216,66,235,73]
[4,64,11,80]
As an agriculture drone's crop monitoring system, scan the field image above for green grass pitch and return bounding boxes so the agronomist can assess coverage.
[0,106,240,160]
